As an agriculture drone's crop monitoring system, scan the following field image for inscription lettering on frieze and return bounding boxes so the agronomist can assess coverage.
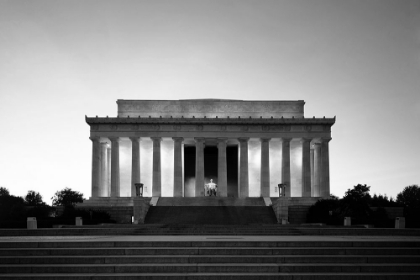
[220,125,227,131]
[196,125,204,131]
[173,125,181,131]
[304,125,312,132]
[110,125,118,131]
[131,125,139,131]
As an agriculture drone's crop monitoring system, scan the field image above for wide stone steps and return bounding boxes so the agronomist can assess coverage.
[0,241,419,279]
[145,206,278,225]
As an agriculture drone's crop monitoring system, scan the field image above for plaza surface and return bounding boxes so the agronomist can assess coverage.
[1,234,419,242]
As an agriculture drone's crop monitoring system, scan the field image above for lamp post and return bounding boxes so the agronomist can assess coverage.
[277,184,286,197]
[135,183,144,197]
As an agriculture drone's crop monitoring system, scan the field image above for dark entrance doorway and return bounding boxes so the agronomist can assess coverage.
[204,146,218,184]
[183,144,238,197]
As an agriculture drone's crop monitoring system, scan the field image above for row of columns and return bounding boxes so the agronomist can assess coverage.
[90,136,331,198]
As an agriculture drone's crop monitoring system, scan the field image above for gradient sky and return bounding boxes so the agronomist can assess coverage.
[1,0,419,204]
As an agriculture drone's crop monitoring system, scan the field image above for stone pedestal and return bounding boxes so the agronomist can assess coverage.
[395,217,405,229]
[75,217,83,226]
[133,197,151,224]
[344,217,351,226]
[27,217,37,229]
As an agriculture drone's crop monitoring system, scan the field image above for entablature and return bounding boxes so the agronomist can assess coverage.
[86,116,336,126]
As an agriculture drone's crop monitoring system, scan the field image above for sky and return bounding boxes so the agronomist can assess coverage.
[0,0,419,204]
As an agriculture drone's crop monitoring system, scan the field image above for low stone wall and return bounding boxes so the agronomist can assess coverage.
[288,205,312,224]
[272,197,319,224]
[371,207,404,219]
[75,205,133,224]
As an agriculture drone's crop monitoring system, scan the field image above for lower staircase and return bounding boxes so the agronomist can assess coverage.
[1,239,419,279]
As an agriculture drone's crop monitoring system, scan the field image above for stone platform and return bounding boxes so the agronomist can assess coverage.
[1,235,420,279]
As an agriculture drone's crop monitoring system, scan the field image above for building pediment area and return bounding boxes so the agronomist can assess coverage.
[86,99,335,200]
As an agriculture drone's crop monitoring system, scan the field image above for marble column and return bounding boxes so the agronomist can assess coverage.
[310,148,314,197]
[301,138,312,197]
[239,138,249,198]
[260,138,270,197]
[313,143,321,197]
[217,138,228,197]
[130,137,141,197]
[173,137,184,197]
[100,142,109,197]
[90,136,101,198]
[195,138,205,197]
[151,137,162,197]
[107,146,111,196]
[281,138,292,197]
[109,137,120,198]
[320,138,332,198]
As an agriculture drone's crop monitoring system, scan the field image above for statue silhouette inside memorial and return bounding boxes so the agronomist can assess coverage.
[205,179,217,196]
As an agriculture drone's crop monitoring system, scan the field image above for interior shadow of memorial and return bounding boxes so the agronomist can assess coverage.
[184,145,238,197]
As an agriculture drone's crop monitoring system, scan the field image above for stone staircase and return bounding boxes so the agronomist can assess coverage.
[0,239,419,279]
[145,206,278,225]
[134,224,301,235]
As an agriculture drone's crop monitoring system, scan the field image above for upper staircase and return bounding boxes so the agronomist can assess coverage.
[145,197,277,225]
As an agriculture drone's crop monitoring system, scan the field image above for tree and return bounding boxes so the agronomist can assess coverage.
[370,194,400,207]
[339,184,372,220]
[0,194,26,221]
[25,190,45,206]
[51,187,84,206]
[396,185,420,218]
[0,187,10,197]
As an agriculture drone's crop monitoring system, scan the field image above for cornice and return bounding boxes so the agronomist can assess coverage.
[85,116,336,126]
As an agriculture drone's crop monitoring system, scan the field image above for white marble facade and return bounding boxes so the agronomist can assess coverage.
[87,99,335,198]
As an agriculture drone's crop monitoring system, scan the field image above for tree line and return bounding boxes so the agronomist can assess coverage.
[307,184,420,227]
[0,187,112,228]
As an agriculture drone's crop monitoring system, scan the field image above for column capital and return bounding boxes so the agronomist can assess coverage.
[281,137,292,143]
[109,136,120,143]
[260,138,271,142]
[301,138,312,143]
[100,142,109,147]
[238,137,249,143]
[151,137,162,142]
[129,137,141,142]
[89,136,100,142]
[320,137,332,143]
[172,137,184,142]
[217,138,228,145]
[194,137,205,143]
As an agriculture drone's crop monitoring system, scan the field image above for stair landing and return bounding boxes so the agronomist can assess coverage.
[156,197,267,206]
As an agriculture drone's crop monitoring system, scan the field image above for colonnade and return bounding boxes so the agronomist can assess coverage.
[90,137,331,198]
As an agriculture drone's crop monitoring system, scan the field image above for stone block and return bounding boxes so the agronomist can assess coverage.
[344,217,351,226]
[75,217,83,226]
[27,217,37,229]
[395,217,405,229]
[133,197,151,224]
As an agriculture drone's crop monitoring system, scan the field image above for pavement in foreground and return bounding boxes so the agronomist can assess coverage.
[1,234,420,242]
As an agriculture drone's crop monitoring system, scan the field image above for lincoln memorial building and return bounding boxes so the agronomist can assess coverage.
[85,99,335,202]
